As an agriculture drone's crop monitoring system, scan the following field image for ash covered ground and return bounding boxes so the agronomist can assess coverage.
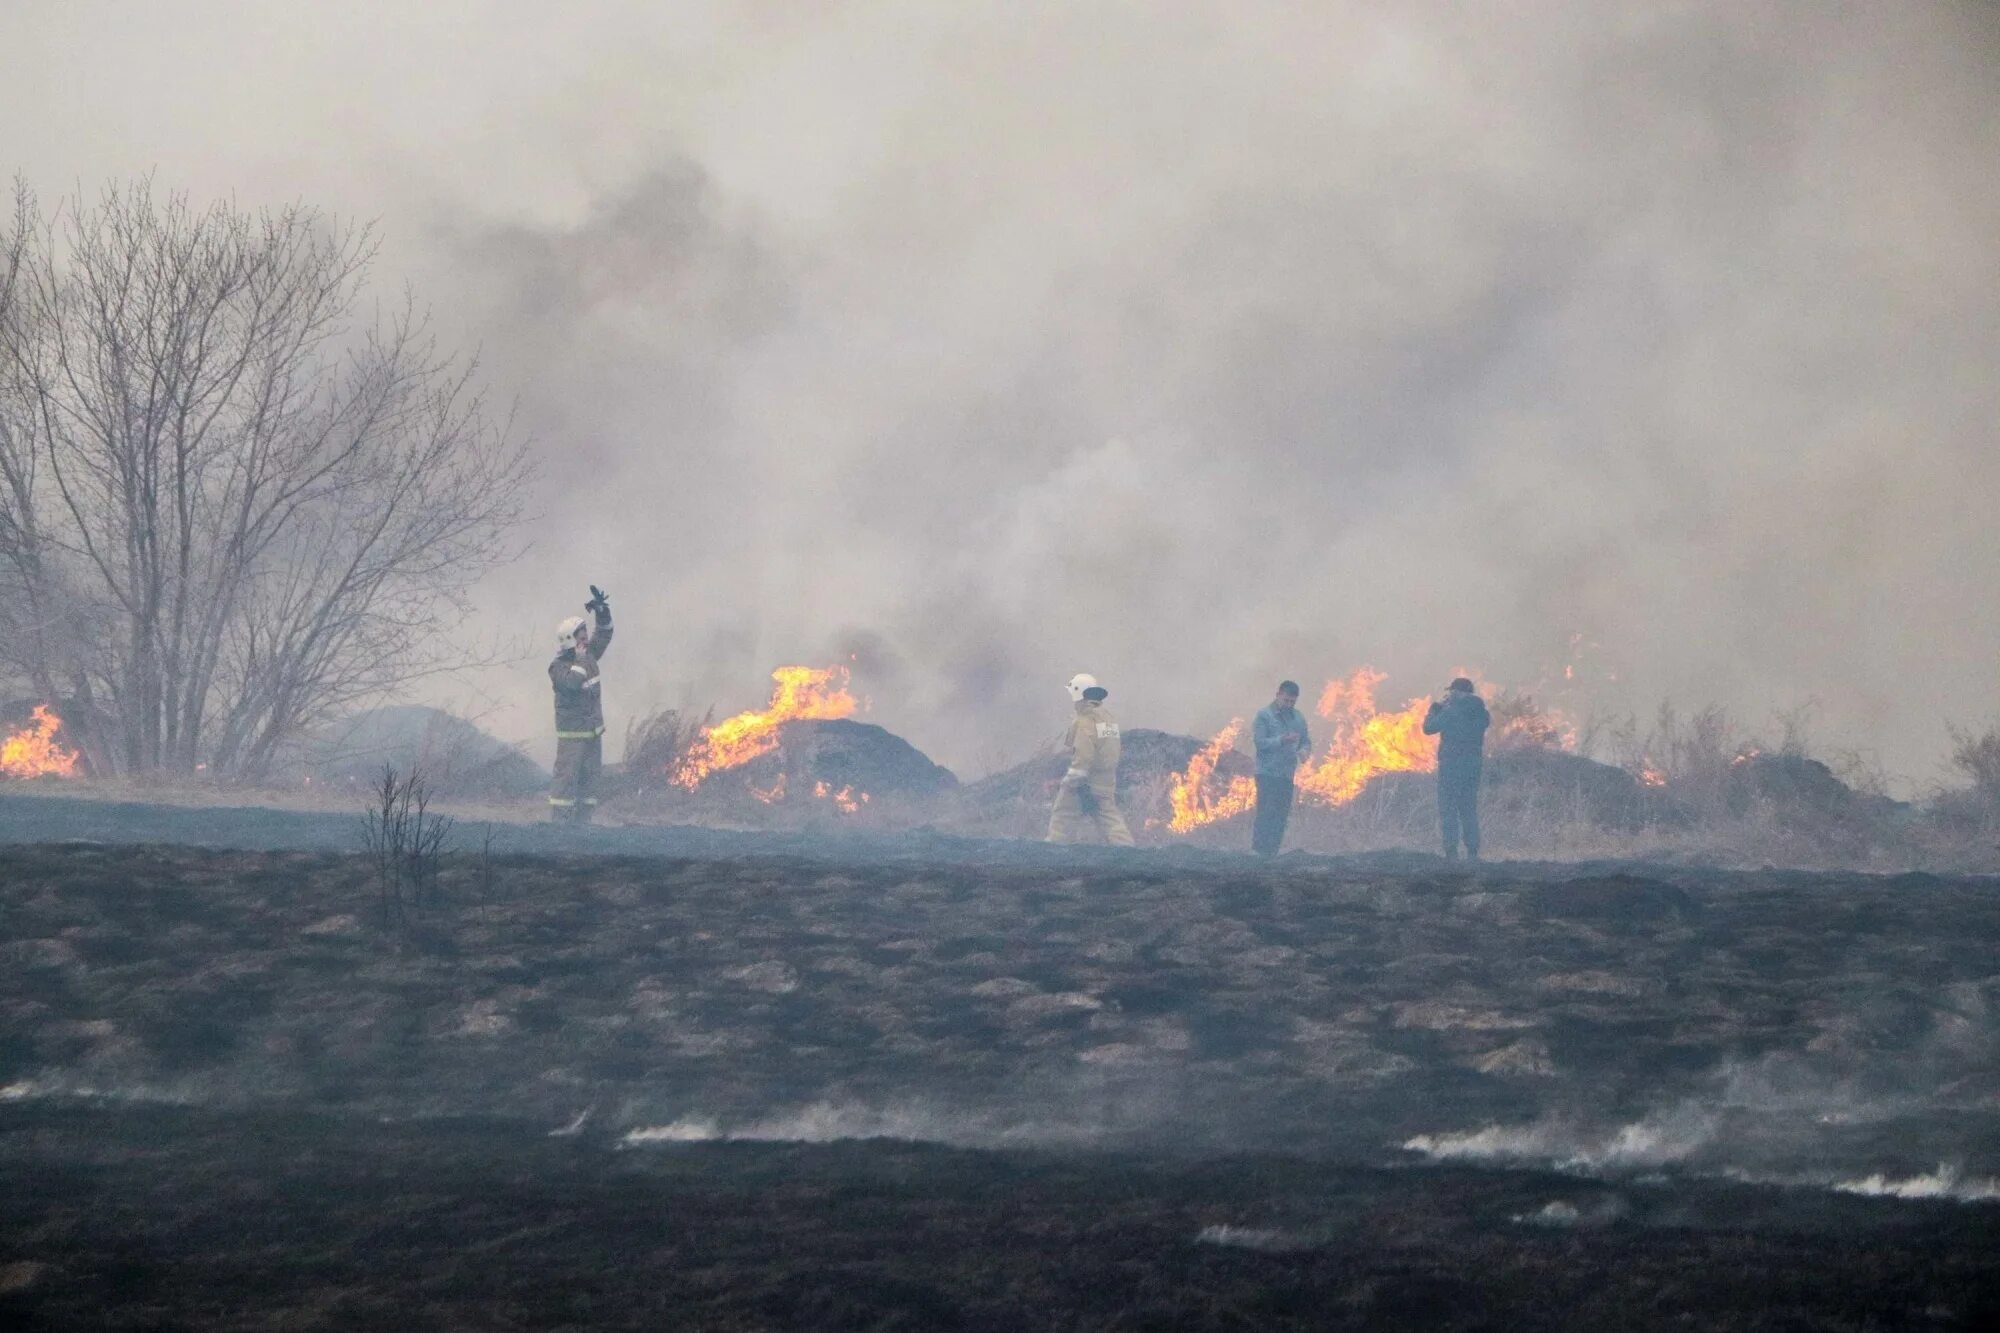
[2,794,1999,1329]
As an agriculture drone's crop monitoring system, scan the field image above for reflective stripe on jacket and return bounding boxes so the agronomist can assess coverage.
[549,617,613,734]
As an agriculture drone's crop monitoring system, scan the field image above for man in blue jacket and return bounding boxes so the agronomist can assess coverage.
[1252,680,1311,855]
[1422,677,1491,860]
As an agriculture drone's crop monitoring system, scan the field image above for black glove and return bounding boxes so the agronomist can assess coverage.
[584,585,610,620]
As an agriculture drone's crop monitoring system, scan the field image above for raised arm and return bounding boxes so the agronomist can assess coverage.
[584,585,613,661]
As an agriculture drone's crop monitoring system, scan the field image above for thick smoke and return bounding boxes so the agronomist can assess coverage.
[4,2,1995,782]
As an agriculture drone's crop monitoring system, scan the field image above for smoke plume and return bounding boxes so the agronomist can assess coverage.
[4,2,1995,782]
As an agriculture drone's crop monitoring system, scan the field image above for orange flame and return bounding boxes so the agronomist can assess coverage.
[813,780,868,814]
[751,774,788,804]
[1,705,80,779]
[1638,763,1668,788]
[673,665,859,789]
[1296,668,1436,805]
[1161,667,1580,835]
[1165,720,1258,833]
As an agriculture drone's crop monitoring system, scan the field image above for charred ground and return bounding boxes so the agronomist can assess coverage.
[2,814,1998,1328]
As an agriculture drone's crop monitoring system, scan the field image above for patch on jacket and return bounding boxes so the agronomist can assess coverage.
[1095,723,1120,739]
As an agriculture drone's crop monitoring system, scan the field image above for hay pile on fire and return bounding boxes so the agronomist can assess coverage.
[615,665,957,824]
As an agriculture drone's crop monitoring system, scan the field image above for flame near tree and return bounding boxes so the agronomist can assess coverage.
[672,665,860,790]
[1,705,81,779]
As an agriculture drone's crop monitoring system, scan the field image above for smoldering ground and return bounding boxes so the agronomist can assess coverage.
[4,835,1999,1179]
[5,2,1996,786]
[5,837,2000,1327]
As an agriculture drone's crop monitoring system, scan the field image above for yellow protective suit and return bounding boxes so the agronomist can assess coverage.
[1047,700,1134,846]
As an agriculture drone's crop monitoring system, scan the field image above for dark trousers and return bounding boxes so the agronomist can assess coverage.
[1252,775,1295,855]
[1439,767,1480,859]
[551,735,603,823]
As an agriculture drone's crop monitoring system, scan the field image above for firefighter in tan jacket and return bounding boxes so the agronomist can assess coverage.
[548,585,613,822]
[1047,673,1135,846]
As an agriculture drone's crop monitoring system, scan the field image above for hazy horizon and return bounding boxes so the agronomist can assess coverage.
[4,1,1996,791]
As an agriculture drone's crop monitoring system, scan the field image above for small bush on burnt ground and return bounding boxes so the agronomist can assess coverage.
[622,706,711,786]
[1917,722,2000,867]
[360,765,455,927]
[1947,722,2000,806]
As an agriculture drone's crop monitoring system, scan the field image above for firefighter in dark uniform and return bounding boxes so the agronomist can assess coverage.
[549,585,613,822]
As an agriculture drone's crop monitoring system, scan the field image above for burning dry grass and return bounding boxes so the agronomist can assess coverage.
[669,665,859,790]
[1,705,80,779]
[8,668,1998,873]
[617,709,952,831]
[1165,720,1256,833]
[1162,670,1579,838]
[609,665,962,831]
[1138,684,2000,871]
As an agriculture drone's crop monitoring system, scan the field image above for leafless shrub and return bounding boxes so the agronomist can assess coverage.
[1120,770,1178,834]
[623,706,711,787]
[1771,699,1820,758]
[1657,702,1740,777]
[1947,722,2000,804]
[475,820,497,898]
[1636,702,1742,819]
[1823,745,1892,801]
[1488,690,1565,751]
[1573,707,1620,764]
[361,765,454,926]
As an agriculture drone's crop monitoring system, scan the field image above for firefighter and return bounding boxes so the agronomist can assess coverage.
[1047,673,1135,847]
[1422,676,1490,860]
[549,585,613,823]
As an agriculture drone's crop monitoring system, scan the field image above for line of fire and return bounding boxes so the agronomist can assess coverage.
[8,659,1793,851]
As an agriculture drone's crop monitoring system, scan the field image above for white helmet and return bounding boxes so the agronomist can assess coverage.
[555,615,590,650]
[1066,672,1099,702]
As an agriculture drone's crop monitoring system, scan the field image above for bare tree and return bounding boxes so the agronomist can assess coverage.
[0,178,531,780]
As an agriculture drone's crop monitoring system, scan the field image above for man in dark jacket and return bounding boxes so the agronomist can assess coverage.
[1422,677,1490,860]
[548,586,613,823]
[1251,680,1311,855]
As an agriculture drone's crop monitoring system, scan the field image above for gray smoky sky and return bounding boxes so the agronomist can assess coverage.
[4,1,1996,787]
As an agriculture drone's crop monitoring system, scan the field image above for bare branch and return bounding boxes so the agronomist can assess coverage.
[0,179,534,779]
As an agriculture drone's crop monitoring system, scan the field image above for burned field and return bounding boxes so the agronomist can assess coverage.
[3,831,1999,1329]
